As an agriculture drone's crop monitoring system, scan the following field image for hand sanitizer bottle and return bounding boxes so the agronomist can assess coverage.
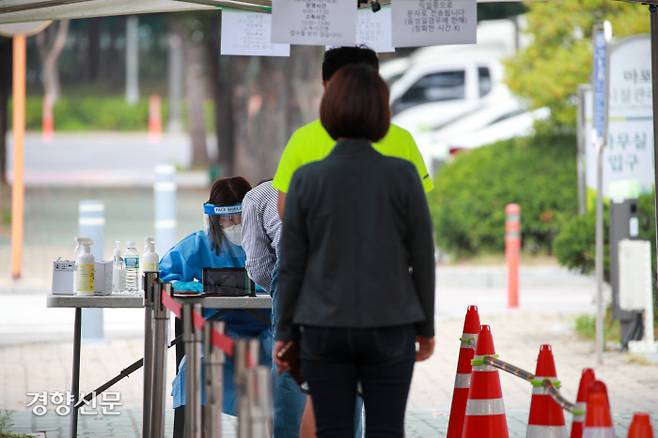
[74,237,95,296]
[112,241,126,294]
[142,237,159,273]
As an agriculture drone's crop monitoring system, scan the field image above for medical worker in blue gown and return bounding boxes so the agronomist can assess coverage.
[159,176,272,438]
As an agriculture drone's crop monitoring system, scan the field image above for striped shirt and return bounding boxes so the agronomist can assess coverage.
[241,181,281,292]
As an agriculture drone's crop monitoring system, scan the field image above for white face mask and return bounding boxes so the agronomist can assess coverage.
[223,224,243,246]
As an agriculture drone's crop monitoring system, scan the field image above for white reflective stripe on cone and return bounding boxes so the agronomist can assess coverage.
[572,402,586,423]
[461,333,478,348]
[582,428,615,438]
[526,425,568,438]
[465,398,505,416]
[454,373,471,389]
[533,376,559,394]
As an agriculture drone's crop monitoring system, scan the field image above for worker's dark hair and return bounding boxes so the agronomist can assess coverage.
[207,176,252,253]
[320,64,390,143]
[322,46,379,82]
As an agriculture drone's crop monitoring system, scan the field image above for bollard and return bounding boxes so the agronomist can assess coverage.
[154,165,177,257]
[149,95,162,143]
[42,95,54,141]
[204,321,225,438]
[505,204,521,309]
[150,279,169,438]
[79,200,105,340]
[141,272,156,438]
[184,303,202,438]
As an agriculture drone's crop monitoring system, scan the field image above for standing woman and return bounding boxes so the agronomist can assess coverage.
[160,176,272,438]
[274,64,436,438]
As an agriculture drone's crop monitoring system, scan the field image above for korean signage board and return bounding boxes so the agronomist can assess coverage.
[586,36,653,197]
[271,0,357,46]
[356,6,394,53]
[221,10,290,57]
[391,0,477,48]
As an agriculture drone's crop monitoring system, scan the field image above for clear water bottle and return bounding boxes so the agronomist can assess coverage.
[124,241,140,294]
[112,241,126,294]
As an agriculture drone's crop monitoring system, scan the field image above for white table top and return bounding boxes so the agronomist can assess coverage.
[46,294,272,309]
[47,294,144,308]
[172,295,272,309]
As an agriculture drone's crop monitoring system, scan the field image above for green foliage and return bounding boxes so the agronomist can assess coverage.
[574,311,620,342]
[12,96,214,132]
[553,190,656,278]
[505,0,650,128]
[429,133,577,257]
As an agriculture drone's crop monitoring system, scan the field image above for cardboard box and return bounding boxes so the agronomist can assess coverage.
[52,259,75,295]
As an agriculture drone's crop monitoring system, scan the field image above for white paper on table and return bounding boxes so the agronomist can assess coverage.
[221,9,290,57]
[391,0,477,48]
[356,6,394,53]
[271,0,357,46]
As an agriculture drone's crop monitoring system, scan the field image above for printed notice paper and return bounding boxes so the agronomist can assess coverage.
[392,0,477,48]
[221,10,290,57]
[357,6,394,53]
[271,0,357,46]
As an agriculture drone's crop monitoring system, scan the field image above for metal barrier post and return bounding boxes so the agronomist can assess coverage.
[235,340,250,438]
[184,303,202,438]
[142,272,156,438]
[150,279,169,438]
[204,321,225,438]
[247,367,272,438]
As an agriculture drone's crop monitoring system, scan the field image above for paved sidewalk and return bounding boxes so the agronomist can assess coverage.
[2,265,657,436]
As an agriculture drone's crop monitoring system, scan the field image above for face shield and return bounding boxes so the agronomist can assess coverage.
[203,203,243,247]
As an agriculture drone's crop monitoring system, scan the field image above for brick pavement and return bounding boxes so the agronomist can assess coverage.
[3,310,657,437]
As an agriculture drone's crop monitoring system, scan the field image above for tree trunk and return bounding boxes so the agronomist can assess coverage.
[207,13,237,178]
[36,20,70,104]
[174,18,208,167]
[0,37,11,187]
[86,18,102,82]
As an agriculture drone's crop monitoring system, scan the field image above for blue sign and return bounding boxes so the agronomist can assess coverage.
[593,27,608,142]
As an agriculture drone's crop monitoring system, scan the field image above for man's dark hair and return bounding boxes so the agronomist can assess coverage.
[322,46,379,82]
[320,64,390,143]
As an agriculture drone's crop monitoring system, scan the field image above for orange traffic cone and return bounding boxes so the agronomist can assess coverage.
[570,368,596,438]
[446,305,481,438]
[628,413,654,438]
[462,324,509,438]
[526,345,567,437]
[583,380,615,438]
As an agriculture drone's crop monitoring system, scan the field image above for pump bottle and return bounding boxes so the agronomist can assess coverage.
[74,237,95,295]
[142,237,159,273]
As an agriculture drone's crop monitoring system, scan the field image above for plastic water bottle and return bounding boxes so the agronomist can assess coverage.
[124,241,140,294]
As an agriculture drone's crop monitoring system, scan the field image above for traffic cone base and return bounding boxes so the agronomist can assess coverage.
[527,425,568,438]
[582,428,615,438]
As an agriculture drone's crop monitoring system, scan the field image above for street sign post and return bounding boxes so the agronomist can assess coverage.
[592,22,610,366]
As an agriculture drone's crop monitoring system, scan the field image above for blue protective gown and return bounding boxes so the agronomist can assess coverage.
[159,230,272,415]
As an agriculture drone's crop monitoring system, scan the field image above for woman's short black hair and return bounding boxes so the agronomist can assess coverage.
[207,176,251,253]
[322,46,379,82]
[320,64,390,143]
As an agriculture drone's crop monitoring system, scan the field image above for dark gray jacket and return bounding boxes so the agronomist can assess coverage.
[276,139,435,341]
